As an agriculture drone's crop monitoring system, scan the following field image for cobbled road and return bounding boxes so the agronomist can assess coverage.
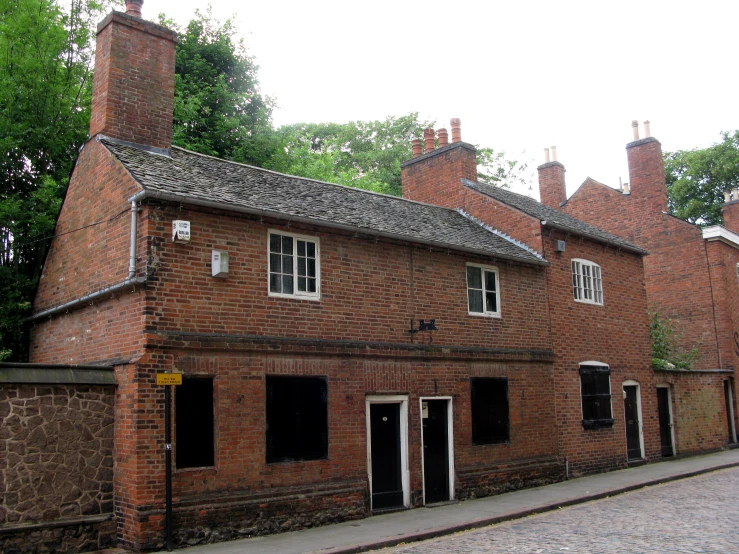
[375,467,739,553]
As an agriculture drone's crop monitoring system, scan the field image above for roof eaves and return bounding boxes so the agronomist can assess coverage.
[540,220,648,255]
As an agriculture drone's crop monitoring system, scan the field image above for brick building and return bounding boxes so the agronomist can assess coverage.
[21,3,721,551]
[549,121,738,455]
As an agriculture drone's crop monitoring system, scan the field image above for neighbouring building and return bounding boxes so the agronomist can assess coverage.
[554,120,738,454]
[13,2,734,552]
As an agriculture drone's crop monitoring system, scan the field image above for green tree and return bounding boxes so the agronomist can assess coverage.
[168,9,281,167]
[664,130,739,225]
[650,312,699,370]
[0,0,113,360]
[271,115,531,196]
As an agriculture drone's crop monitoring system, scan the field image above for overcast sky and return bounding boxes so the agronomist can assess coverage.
[148,0,738,198]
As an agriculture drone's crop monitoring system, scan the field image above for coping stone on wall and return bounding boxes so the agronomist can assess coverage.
[0,363,117,385]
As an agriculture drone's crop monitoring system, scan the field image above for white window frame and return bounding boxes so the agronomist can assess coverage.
[268,230,321,300]
[572,258,603,305]
[466,263,501,318]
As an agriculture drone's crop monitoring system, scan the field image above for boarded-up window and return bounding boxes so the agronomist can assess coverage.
[471,377,509,444]
[176,377,215,468]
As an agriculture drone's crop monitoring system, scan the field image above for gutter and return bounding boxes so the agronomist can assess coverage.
[128,190,549,267]
[540,220,648,255]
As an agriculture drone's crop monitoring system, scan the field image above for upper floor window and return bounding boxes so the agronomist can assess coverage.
[467,263,500,317]
[572,259,603,305]
[269,231,320,300]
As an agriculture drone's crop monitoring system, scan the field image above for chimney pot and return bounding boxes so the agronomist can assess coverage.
[450,118,462,143]
[423,128,436,154]
[724,190,732,203]
[623,182,631,195]
[125,0,143,17]
[632,120,639,141]
[643,120,651,138]
[411,139,423,158]
[544,148,550,163]
[437,128,449,147]
[733,187,739,201]
[551,146,557,162]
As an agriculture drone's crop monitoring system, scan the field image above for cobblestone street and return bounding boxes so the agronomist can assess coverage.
[376,467,739,554]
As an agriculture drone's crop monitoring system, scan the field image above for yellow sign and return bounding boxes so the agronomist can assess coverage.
[156,373,183,386]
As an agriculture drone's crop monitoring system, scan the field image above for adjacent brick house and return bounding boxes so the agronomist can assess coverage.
[551,121,738,455]
[21,3,729,551]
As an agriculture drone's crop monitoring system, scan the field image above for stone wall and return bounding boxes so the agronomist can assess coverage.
[0,366,117,553]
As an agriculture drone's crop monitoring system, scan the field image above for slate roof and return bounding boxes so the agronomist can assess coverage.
[462,179,647,254]
[100,137,547,266]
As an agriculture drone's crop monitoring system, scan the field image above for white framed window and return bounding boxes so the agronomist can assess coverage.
[466,263,500,317]
[268,231,320,300]
[572,259,603,305]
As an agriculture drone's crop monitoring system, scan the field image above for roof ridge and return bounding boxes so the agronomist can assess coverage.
[456,209,546,261]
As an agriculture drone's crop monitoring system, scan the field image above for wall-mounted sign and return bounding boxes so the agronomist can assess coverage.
[156,373,183,386]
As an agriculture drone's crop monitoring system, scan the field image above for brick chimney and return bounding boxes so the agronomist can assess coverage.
[722,189,739,233]
[625,120,668,214]
[538,146,566,208]
[89,0,177,150]
[401,118,477,209]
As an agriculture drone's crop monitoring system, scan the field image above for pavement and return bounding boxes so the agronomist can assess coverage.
[172,448,739,554]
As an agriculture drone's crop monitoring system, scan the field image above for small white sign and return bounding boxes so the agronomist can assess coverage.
[172,220,191,242]
[421,402,429,419]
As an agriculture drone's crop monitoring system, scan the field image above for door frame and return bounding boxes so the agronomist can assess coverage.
[365,395,410,511]
[419,396,455,505]
[622,380,645,459]
[656,383,677,456]
[724,379,737,443]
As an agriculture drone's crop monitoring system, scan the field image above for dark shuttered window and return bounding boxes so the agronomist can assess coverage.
[471,377,510,444]
[176,377,215,468]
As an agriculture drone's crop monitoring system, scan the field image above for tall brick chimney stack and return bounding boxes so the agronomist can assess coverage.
[722,189,739,233]
[401,118,477,208]
[89,0,177,150]
[625,120,668,214]
[538,146,567,208]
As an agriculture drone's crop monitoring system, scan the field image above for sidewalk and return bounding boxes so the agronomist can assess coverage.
[176,449,739,554]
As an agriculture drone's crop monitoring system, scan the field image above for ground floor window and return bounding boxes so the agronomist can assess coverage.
[266,375,328,463]
[470,377,509,444]
[580,363,614,429]
[176,377,215,468]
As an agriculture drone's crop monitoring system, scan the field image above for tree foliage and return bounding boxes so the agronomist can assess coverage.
[0,0,114,360]
[168,9,281,168]
[650,312,699,370]
[664,130,739,225]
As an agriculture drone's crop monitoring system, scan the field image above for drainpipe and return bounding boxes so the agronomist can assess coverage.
[129,200,138,278]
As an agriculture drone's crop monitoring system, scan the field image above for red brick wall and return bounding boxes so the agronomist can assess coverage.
[723,201,739,233]
[654,371,732,454]
[562,160,722,370]
[540,234,659,474]
[705,240,739,371]
[140,203,552,350]
[90,13,176,150]
[401,143,477,208]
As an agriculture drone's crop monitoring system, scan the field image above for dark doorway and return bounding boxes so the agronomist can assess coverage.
[657,387,674,457]
[370,403,403,510]
[724,381,736,443]
[422,400,450,504]
[623,385,642,460]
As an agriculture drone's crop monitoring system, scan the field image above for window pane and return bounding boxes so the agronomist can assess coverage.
[176,378,214,468]
[269,273,281,293]
[298,276,306,292]
[282,236,293,255]
[307,258,316,278]
[307,278,316,293]
[269,253,281,272]
[266,376,328,463]
[298,257,306,277]
[270,234,282,253]
[297,240,306,257]
[484,270,496,292]
[282,254,293,274]
[282,275,293,294]
[307,242,316,258]
[468,289,483,313]
[467,266,482,289]
[485,291,497,313]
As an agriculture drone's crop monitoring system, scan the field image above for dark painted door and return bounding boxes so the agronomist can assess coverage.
[370,403,403,510]
[422,400,450,504]
[657,387,674,457]
[623,385,642,460]
[724,381,736,443]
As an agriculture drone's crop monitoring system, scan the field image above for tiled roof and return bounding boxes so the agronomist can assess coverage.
[462,179,647,254]
[100,137,547,265]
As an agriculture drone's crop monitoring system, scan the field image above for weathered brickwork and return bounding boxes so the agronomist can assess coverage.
[0,384,116,553]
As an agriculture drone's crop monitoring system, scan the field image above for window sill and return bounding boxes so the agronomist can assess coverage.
[473,440,510,446]
[268,292,321,302]
[467,311,502,319]
[582,418,614,430]
[573,299,604,307]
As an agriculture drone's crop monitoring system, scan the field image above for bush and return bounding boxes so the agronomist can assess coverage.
[650,312,699,370]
